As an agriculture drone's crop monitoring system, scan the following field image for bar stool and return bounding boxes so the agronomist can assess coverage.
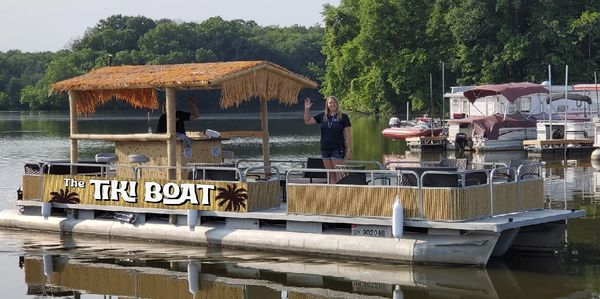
[128,154,150,178]
[95,153,118,177]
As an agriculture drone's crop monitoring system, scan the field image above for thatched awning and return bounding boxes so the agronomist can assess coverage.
[51,61,318,114]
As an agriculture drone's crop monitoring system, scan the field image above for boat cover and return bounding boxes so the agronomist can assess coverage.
[463,82,549,103]
[447,114,539,139]
[548,93,592,104]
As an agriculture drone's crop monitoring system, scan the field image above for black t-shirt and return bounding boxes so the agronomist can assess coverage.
[156,111,191,134]
[313,112,351,150]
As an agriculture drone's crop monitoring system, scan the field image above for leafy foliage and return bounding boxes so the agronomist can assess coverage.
[323,0,600,116]
[1,15,325,111]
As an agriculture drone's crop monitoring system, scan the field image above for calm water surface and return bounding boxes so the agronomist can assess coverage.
[0,111,598,298]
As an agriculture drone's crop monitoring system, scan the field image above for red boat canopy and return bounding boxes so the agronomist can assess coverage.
[463,82,549,103]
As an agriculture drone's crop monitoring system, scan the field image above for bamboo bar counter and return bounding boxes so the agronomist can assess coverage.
[73,132,224,179]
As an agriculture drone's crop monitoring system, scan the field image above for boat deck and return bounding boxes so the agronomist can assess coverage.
[523,139,595,156]
[406,136,448,151]
[15,200,583,233]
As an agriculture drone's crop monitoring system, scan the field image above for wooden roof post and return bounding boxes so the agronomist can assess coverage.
[260,98,271,174]
[68,90,79,174]
[166,88,177,180]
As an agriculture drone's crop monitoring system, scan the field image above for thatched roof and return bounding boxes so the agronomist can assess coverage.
[51,61,318,114]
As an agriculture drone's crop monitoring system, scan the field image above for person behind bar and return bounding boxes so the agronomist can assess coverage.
[156,94,200,134]
[304,96,352,183]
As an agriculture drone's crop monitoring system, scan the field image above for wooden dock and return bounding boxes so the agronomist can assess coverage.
[523,139,595,157]
[406,136,447,151]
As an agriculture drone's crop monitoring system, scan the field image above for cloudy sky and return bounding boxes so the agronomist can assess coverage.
[1,0,340,52]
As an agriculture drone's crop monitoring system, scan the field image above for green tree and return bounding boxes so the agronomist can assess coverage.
[73,15,157,53]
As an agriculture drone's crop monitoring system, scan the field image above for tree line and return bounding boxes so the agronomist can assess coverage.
[0,15,325,111]
[1,0,599,116]
[321,0,600,114]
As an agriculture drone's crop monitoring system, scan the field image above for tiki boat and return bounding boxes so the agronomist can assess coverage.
[0,61,584,267]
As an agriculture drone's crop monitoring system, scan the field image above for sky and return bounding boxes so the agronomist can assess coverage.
[0,0,341,52]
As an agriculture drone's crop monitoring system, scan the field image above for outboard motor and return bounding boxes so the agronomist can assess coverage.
[455,132,468,152]
[389,117,401,128]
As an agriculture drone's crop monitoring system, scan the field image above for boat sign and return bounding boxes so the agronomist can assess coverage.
[351,224,391,238]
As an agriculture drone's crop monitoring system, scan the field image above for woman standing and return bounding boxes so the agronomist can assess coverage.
[304,96,352,183]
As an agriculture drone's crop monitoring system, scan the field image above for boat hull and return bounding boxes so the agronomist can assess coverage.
[382,127,444,140]
[0,209,498,266]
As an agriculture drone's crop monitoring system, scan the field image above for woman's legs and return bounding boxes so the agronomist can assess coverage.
[322,159,335,183]
[322,148,345,183]
[330,158,344,183]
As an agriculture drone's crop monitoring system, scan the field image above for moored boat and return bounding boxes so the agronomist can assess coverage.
[382,117,444,140]
[446,82,548,151]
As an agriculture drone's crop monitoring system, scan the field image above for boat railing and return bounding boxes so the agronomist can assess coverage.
[236,159,384,171]
[235,159,306,170]
[286,165,544,221]
[286,168,404,186]
[32,161,136,178]
[241,165,282,182]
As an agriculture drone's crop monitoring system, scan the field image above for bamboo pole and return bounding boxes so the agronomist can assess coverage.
[166,88,177,180]
[71,133,169,141]
[68,90,79,174]
[260,98,271,173]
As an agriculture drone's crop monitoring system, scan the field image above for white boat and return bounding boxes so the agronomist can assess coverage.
[447,113,539,151]
[535,93,594,141]
[445,82,547,151]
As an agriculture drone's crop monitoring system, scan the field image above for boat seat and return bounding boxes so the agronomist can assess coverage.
[464,171,489,186]
[439,158,468,171]
[396,166,456,186]
[95,153,118,163]
[509,159,541,180]
[128,154,150,164]
[187,162,237,181]
[24,159,104,175]
[335,164,367,185]
[422,173,460,187]
[304,157,327,183]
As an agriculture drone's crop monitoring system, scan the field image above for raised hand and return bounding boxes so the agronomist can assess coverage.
[304,98,313,111]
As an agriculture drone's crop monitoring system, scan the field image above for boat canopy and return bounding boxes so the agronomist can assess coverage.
[51,60,318,115]
[463,82,549,103]
[547,93,592,104]
[50,60,318,179]
[447,113,539,139]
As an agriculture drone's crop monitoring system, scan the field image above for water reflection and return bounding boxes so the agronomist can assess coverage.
[1,230,587,299]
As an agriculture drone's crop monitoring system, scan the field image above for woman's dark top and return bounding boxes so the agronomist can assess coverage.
[313,112,351,150]
[156,111,191,134]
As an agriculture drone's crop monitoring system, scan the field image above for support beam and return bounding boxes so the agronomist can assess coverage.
[68,91,79,174]
[260,98,271,173]
[166,88,177,180]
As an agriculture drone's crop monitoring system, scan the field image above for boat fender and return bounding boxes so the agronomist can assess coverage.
[187,209,198,230]
[393,285,404,299]
[392,196,403,240]
[43,254,53,277]
[187,261,200,294]
[41,202,51,219]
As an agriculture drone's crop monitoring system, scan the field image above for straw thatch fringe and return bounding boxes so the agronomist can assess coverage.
[220,69,303,109]
[75,89,158,115]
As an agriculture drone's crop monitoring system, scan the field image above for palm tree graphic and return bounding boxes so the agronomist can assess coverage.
[49,187,80,204]
[216,184,247,212]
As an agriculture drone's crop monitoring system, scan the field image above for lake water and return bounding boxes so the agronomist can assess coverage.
[0,111,599,298]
